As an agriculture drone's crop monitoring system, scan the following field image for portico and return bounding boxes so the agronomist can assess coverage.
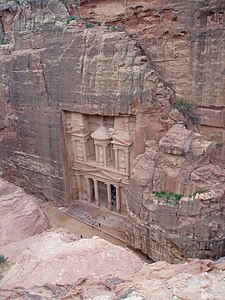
[75,173,121,212]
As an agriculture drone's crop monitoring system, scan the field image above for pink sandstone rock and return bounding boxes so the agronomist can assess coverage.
[0,229,225,299]
[169,108,185,123]
[0,178,50,246]
[127,125,225,263]
[192,107,225,128]
[159,124,193,155]
[0,0,224,269]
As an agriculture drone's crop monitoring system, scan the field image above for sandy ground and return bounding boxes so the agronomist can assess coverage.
[43,205,125,247]
[41,203,152,263]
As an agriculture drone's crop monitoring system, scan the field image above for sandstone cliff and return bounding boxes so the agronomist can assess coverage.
[81,0,225,107]
[0,0,172,202]
[1,229,225,299]
[0,0,224,202]
[126,124,225,262]
[0,0,224,263]
[0,163,225,300]
[0,178,50,246]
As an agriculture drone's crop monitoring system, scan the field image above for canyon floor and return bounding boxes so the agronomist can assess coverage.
[37,200,154,263]
[1,178,225,299]
[42,201,126,244]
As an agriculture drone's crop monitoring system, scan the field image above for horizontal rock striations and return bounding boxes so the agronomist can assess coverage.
[0,0,224,263]
[126,124,225,262]
[0,0,172,202]
[82,0,225,107]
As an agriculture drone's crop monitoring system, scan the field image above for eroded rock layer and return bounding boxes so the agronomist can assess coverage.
[0,0,172,203]
[0,178,225,299]
[0,0,224,263]
[126,124,225,262]
[1,229,225,299]
[0,178,50,246]
[82,0,225,107]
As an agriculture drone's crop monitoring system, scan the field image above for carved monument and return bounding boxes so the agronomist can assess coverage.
[64,112,135,214]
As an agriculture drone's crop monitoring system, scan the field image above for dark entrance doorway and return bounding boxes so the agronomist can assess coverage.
[89,178,95,202]
[99,181,108,208]
[111,184,116,211]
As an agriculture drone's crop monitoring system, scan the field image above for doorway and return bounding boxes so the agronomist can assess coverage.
[89,178,95,202]
[111,184,116,211]
[98,181,108,209]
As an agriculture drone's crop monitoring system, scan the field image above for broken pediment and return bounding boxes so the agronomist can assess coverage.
[110,130,133,146]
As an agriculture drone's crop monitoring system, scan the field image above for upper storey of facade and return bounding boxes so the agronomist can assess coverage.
[65,112,136,186]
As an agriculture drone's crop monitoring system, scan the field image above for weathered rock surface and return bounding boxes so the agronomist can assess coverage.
[0,0,224,204]
[0,178,50,246]
[1,229,225,299]
[82,0,225,108]
[0,0,224,264]
[0,0,172,202]
[0,175,225,299]
[126,124,225,262]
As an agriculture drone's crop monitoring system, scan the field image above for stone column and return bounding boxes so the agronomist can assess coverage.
[76,141,84,161]
[93,179,100,207]
[76,174,82,201]
[73,140,77,160]
[114,147,119,170]
[125,149,129,174]
[106,183,112,210]
[103,145,107,167]
[85,177,91,203]
[94,144,99,164]
[82,141,87,162]
[98,146,104,166]
[116,186,120,213]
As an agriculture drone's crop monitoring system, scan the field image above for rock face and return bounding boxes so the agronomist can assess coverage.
[126,124,225,262]
[82,0,225,107]
[0,0,172,203]
[0,0,224,263]
[1,229,225,299]
[0,178,50,246]
[0,179,225,299]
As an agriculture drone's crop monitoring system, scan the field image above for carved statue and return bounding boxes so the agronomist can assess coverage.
[119,152,126,173]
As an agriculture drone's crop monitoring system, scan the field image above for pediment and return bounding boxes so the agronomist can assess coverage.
[90,169,122,181]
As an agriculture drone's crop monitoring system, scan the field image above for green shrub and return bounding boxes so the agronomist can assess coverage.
[85,22,95,28]
[66,16,76,24]
[1,37,9,45]
[215,143,223,149]
[173,98,193,116]
[161,113,169,120]
[15,0,22,5]
[0,254,8,264]
[154,191,183,206]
